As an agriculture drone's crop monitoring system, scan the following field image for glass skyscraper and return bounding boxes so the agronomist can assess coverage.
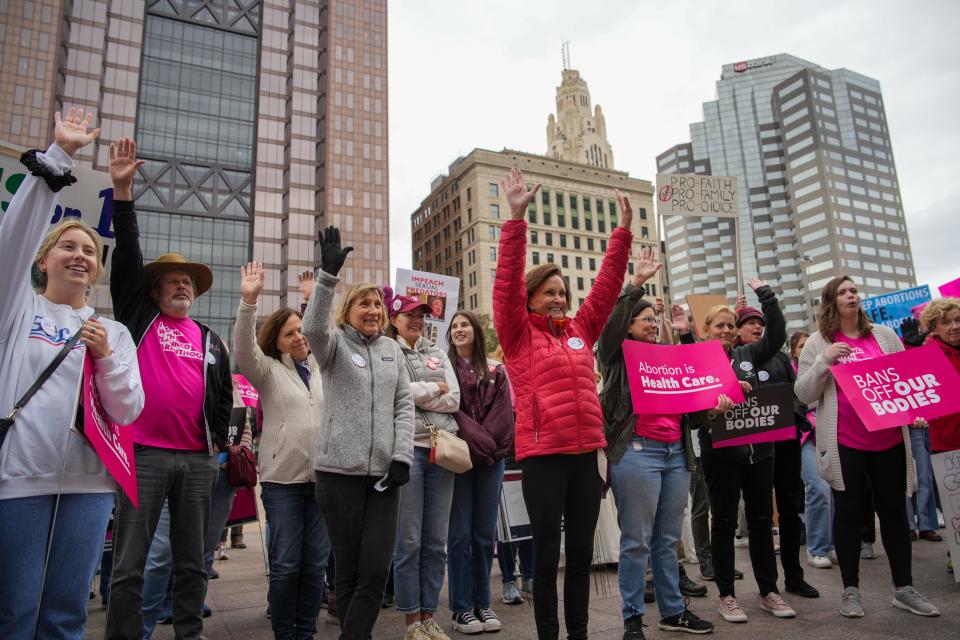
[658,54,916,329]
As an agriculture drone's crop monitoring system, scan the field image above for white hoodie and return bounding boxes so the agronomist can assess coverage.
[0,144,144,500]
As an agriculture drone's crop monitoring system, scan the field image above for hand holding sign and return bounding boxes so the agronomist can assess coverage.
[710,383,796,448]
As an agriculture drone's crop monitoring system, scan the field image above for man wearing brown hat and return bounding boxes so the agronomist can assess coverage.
[104,138,232,640]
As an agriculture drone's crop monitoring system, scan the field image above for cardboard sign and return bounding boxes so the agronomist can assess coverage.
[685,294,726,340]
[81,352,138,507]
[861,285,932,336]
[930,451,960,583]
[0,140,117,275]
[939,277,960,299]
[233,374,258,407]
[709,383,796,448]
[655,174,738,219]
[622,340,745,414]
[225,487,258,528]
[395,268,460,350]
[831,345,960,431]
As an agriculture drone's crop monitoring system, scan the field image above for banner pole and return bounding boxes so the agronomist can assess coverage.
[734,216,744,298]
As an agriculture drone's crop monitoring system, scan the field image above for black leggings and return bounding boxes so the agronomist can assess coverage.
[521,453,602,640]
[701,453,778,598]
[833,443,912,588]
[773,438,804,583]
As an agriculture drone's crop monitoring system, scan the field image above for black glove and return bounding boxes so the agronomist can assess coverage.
[318,225,353,277]
[900,317,927,348]
[382,461,410,489]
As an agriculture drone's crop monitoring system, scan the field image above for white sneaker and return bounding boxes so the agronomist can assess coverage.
[734,536,749,548]
[828,549,839,565]
[807,552,832,569]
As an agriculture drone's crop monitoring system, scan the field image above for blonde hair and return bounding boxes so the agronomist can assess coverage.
[335,283,388,331]
[34,220,105,291]
[921,297,960,331]
[703,304,735,329]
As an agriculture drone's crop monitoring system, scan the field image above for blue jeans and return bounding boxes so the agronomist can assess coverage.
[906,428,938,532]
[202,468,238,603]
[0,493,114,640]
[141,501,172,638]
[610,437,690,619]
[497,540,534,582]
[261,482,330,640]
[394,446,455,614]
[800,439,834,556]
[447,459,505,613]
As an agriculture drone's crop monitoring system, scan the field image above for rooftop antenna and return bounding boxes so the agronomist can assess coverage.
[561,41,571,70]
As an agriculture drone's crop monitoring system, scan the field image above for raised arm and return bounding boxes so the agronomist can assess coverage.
[301,225,352,369]
[571,190,634,345]
[597,245,661,366]
[0,109,93,335]
[743,277,786,366]
[492,169,540,357]
[233,261,271,387]
[108,138,149,323]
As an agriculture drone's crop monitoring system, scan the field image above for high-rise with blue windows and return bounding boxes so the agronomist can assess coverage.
[658,54,916,329]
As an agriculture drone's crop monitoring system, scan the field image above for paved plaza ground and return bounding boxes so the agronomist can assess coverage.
[85,518,957,639]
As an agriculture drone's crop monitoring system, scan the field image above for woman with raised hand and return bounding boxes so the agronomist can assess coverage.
[492,167,632,640]
[796,276,938,619]
[597,247,715,638]
[384,286,461,640]
[695,278,794,624]
[302,226,414,640]
[444,310,514,635]
[0,109,144,639]
[234,261,329,640]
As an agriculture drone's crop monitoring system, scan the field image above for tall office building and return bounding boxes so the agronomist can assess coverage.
[658,54,915,329]
[412,69,663,320]
[0,0,389,339]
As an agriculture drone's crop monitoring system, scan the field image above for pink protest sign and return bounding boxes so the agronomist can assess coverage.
[911,302,930,321]
[233,374,259,407]
[622,340,745,414]
[81,353,138,507]
[226,487,258,527]
[940,277,960,299]
[831,344,960,431]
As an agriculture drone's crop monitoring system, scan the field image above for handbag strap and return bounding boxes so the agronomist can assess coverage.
[4,318,88,422]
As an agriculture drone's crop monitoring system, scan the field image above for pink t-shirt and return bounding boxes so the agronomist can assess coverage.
[132,315,207,451]
[833,333,903,451]
[635,413,682,443]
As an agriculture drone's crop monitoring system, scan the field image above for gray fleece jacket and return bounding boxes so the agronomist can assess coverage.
[302,270,415,475]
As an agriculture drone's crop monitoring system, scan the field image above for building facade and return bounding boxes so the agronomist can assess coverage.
[411,148,662,322]
[0,0,389,340]
[658,53,916,329]
[546,69,614,169]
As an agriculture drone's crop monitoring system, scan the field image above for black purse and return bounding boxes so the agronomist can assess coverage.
[0,324,86,449]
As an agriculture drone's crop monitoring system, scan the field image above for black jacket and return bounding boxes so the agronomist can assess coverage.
[597,283,704,469]
[696,285,786,465]
[110,200,232,453]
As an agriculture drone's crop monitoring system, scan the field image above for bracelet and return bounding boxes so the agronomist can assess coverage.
[20,149,78,193]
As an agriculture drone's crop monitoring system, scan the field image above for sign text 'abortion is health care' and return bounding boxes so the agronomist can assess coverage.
[831,345,960,431]
[622,340,744,414]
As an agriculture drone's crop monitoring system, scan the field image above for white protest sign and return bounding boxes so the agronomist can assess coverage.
[395,268,460,350]
[0,141,117,275]
[930,450,960,582]
[655,173,738,219]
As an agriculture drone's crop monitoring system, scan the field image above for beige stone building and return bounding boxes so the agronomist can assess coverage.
[547,69,615,169]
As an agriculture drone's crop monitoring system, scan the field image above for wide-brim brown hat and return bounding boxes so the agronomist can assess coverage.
[144,253,214,296]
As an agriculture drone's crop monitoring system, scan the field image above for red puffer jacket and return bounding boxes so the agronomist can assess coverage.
[928,335,960,453]
[492,219,632,461]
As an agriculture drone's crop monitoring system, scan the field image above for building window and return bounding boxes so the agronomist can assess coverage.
[575,256,582,269]
[600,240,607,252]
[559,234,567,248]
[574,237,581,250]
[598,220,606,233]
[596,198,604,214]
[561,255,569,268]
[583,197,591,212]
[545,232,553,246]
[642,227,649,239]
[528,208,537,223]
[577,277,584,290]
[543,211,551,225]
[489,246,497,261]
[628,263,634,275]
[557,214,565,227]
[466,187,471,202]
[532,251,540,265]
[587,238,594,252]
[589,257,596,271]
[530,230,538,244]
[541,189,550,205]
[571,195,578,210]
[547,253,554,264]
[571,215,579,229]
[490,204,500,218]
[640,207,648,220]
[488,225,496,240]
[489,183,499,197]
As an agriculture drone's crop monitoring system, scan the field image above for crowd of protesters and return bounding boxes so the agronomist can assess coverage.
[0,112,955,640]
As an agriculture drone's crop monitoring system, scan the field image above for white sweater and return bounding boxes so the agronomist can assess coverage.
[0,144,144,500]
[233,300,323,484]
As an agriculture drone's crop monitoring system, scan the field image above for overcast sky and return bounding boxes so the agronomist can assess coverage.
[386,0,960,293]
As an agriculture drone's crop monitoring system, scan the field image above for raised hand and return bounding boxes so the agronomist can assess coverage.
[615,189,633,232]
[240,261,265,304]
[109,137,146,201]
[631,245,662,286]
[501,168,541,220]
[663,303,691,335]
[734,294,747,312]
[654,297,665,316]
[54,108,100,158]
[298,269,315,303]
[318,226,353,277]
[900,317,928,348]
[747,277,768,292]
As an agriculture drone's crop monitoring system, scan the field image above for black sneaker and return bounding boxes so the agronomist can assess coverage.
[785,578,820,598]
[678,566,708,597]
[733,569,744,580]
[659,609,715,634]
[644,579,655,603]
[623,614,645,640]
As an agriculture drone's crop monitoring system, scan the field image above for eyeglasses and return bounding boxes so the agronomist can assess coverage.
[634,316,658,324]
